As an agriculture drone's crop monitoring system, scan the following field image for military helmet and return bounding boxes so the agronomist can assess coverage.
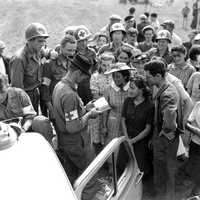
[110,23,126,35]
[156,30,172,43]
[74,25,91,41]
[25,22,49,41]
[63,26,77,36]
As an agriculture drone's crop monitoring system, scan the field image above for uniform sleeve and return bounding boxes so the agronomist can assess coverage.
[160,90,179,133]
[18,90,36,118]
[10,57,25,89]
[41,62,52,102]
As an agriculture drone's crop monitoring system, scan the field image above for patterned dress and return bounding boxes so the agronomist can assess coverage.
[88,72,112,144]
[103,82,129,144]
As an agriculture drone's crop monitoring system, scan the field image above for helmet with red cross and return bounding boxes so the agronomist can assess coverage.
[74,25,92,41]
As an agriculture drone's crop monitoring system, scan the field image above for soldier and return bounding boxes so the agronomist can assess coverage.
[74,25,97,105]
[10,23,49,113]
[148,29,173,64]
[98,23,140,56]
[161,19,182,49]
[0,73,53,144]
[41,34,77,119]
[52,54,100,184]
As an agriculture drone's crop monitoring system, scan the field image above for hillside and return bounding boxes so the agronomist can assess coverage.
[0,0,192,55]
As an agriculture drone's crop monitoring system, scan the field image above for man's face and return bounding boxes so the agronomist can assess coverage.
[100,59,112,72]
[61,42,77,58]
[157,39,169,50]
[150,16,156,22]
[29,37,47,52]
[172,51,185,65]
[145,70,156,86]
[144,30,154,41]
[77,39,88,51]
[127,32,137,42]
[112,31,123,42]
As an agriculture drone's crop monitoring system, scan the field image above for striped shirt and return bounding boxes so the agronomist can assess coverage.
[168,63,196,88]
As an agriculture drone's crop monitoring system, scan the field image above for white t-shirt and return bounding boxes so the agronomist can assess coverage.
[0,57,6,75]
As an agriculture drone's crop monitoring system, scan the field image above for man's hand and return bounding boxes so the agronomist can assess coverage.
[50,50,58,60]
[89,108,101,118]
[46,102,55,120]
[85,100,95,112]
[159,130,176,140]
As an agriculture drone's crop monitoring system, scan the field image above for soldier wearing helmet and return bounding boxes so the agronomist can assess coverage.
[73,25,97,105]
[98,23,140,57]
[10,23,49,113]
[161,19,182,49]
[148,30,173,64]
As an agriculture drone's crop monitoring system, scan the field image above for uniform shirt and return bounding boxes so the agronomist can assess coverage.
[168,63,196,88]
[10,45,42,91]
[52,78,87,147]
[98,42,141,56]
[137,41,157,53]
[187,72,200,103]
[42,54,70,102]
[0,87,36,121]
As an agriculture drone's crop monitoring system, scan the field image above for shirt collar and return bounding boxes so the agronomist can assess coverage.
[62,78,77,91]
[111,81,129,92]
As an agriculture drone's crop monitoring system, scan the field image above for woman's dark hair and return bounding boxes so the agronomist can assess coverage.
[130,75,151,100]
[189,45,200,61]
[115,46,133,63]
[113,70,130,83]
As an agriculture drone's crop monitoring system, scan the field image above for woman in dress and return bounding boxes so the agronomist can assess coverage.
[89,53,115,155]
[121,75,154,176]
[102,62,133,145]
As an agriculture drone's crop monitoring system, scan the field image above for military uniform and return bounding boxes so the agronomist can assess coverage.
[10,45,43,113]
[52,78,88,183]
[41,54,70,103]
[0,87,36,121]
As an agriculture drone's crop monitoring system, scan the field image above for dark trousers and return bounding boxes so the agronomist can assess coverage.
[26,88,39,114]
[153,134,179,200]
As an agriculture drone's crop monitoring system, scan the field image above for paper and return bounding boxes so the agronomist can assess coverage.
[93,97,111,113]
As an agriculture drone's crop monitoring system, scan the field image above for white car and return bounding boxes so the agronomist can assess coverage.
[0,122,143,200]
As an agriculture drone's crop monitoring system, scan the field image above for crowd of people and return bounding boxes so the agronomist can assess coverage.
[1,5,200,200]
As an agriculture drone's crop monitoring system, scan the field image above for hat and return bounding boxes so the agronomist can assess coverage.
[161,19,175,27]
[0,41,6,49]
[110,23,126,35]
[142,25,155,34]
[104,62,133,75]
[109,14,122,21]
[194,33,200,41]
[70,54,92,75]
[140,14,147,20]
[124,15,135,22]
[156,30,172,43]
[74,25,91,41]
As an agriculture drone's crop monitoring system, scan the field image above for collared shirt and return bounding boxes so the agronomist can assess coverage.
[111,81,129,92]
[42,54,70,102]
[10,44,42,91]
[154,81,179,135]
[168,62,196,88]
[52,78,86,146]
[0,57,6,75]
[0,87,36,121]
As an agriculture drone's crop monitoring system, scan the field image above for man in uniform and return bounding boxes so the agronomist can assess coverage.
[52,54,100,184]
[0,73,53,144]
[41,34,77,119]
[10,23,49,113]
[144,60,179,200]
[74,25,97,105]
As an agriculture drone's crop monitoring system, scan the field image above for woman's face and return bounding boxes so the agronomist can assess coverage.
[100,60,112,73]
[112,31,123,43]
[97,36,107,47]
[112,71,126,87]
[117,51,129,64]
[128,81,140,98]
